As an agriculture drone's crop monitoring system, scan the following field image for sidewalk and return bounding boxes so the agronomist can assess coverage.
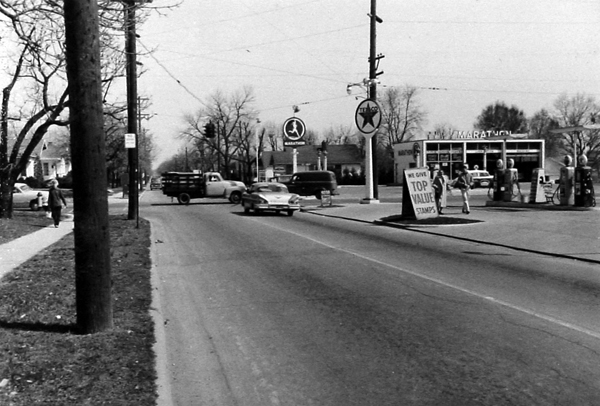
[302,201,600,264]
[0,191,126,280]
[0,215,74,280]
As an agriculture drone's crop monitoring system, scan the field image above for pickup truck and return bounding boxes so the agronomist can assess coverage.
[161,171,246,204]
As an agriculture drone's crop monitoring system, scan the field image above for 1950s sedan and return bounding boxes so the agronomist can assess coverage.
[241,182,301,216]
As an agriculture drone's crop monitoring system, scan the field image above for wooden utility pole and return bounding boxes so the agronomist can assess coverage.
[369,0,379,199]
[125,0,139,220]
[63,0,113,333]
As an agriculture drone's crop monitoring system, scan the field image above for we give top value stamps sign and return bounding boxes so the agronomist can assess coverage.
[401,168,439,220]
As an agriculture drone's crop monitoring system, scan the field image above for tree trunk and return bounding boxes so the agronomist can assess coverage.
[63,0,113,333]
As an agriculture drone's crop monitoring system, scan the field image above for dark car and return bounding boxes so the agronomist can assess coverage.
[283,170,338,199]
[150,177,162,190]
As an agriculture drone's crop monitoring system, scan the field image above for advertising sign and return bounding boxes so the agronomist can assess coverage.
[354,99,382,135]
[402,168,438,219]
[283,117,306,147]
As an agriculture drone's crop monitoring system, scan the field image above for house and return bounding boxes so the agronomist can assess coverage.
[30,140,71,181]
[260,144,363,183]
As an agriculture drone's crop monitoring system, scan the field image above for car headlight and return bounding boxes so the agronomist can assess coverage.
[258,196,269,204]
[288,196,299,204]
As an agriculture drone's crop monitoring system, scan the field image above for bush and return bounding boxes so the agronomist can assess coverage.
[24,176,42,188]
[57,172,73,189]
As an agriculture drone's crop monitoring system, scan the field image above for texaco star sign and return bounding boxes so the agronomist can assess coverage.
[355,99,382,135]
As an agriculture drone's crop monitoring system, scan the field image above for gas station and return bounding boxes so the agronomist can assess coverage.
[393,135,545,184]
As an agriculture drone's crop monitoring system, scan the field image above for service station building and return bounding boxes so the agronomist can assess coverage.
[393,134,545,184]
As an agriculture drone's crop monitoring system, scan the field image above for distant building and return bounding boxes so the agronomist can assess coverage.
[393,136,545,183]
[260,144,363,182]
[18,140,71,181]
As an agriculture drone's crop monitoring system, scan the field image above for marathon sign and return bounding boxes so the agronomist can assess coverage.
[430,130,513,139]
[283,117,307,147]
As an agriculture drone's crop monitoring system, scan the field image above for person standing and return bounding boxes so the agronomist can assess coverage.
[48,179,67,227]
[432,169,446,214]
[454,164,473,214]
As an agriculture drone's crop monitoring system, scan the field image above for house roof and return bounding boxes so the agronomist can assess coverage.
[261,144,363,167]
[37,141,65,160]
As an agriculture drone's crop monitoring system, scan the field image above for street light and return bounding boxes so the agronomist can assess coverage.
[346,78,379,96]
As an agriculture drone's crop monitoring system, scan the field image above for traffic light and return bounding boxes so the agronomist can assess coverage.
[204,122,216,138]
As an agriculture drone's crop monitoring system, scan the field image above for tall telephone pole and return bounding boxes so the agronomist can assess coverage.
[125,0,139,220]
[64,0,113,333]
[369,0,382,199]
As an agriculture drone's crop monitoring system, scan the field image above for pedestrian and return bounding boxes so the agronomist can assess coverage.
[454,164,473,214]
[48,179,67,227]
[432,169,446,214]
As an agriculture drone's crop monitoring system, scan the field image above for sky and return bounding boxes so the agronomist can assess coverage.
[136,0,600,167]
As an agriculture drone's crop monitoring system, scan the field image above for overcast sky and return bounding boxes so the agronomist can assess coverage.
[136,0,600,166]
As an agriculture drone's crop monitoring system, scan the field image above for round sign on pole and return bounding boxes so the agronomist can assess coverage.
[283,117,306,146]
[355,99,382,135]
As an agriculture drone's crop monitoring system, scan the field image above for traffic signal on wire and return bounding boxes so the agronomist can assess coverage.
[204,122,216,138]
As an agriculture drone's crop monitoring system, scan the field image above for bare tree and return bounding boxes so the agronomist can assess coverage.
[552,93,600,168]
[323,124,359,145]
[182,87,258,182]
[475,101,528,133]
[432,122,458,140]
[529,109,561,157]
[0,0,144,218]
[380,85,427,150]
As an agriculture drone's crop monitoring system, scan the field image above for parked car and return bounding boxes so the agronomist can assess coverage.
[13,182,49,211]
[241,182,300,216]
[467,170,493,188]
[283,170,338,199]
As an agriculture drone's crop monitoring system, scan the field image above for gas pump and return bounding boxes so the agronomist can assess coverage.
[492,159,505,201]
[503,159,519,202]
[574,155,595,207]
[559,155,574,206]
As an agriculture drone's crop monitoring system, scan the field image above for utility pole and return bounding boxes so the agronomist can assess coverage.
[63,0,113,333]
[369,0,379,199]
[125,0,139,221]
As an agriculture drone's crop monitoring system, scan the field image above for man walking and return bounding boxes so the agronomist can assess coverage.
[48,180,67,227]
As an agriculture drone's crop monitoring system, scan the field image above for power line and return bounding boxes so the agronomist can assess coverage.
[138,40,205,105]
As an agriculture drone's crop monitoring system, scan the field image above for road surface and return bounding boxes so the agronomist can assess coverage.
[143,190,600,406]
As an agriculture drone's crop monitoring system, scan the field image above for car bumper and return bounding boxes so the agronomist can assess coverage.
[254,204,300,211]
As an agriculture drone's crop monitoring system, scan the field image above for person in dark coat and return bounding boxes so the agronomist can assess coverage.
[48,179,67,227]
[432,169,446,214]
[455,164,473,214]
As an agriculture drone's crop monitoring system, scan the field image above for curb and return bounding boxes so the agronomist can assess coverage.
[302,209,600,265]
[485,201,599,211]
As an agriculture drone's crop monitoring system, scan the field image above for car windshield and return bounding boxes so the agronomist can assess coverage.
[254,184,288,193]
[15,184,31,193]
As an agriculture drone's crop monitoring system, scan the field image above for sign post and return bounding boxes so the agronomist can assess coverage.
[355,99,382,204]
[283,117,306,173]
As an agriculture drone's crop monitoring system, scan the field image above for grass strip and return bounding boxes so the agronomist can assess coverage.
[0,215,156,405]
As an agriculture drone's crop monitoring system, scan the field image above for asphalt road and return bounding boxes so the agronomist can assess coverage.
[142,190,600,406]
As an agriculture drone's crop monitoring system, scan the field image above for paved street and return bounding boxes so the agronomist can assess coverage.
[142,189,600,406]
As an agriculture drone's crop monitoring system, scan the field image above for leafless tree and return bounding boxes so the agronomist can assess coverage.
[552,93,600,167]
[0,0,152,218]
[379,85,427,151]
[182,87,258,182]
